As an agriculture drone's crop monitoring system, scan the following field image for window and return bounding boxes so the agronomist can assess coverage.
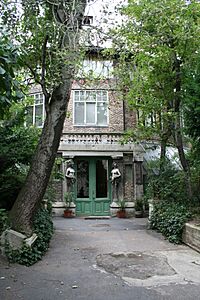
[77,59,113,78]
[74,90,108,126]
[26,93,45,127]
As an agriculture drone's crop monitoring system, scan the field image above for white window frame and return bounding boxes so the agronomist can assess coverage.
[28,93,45,128]
[73,90,109,126]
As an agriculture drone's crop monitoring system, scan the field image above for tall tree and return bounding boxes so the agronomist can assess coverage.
[114,0,200,196]
[0,0,87,235]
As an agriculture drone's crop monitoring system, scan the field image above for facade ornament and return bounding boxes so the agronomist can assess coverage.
[65,159,76,192]
[110,162,121,202]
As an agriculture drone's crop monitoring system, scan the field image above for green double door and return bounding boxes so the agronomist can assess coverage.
[75,157,111,216]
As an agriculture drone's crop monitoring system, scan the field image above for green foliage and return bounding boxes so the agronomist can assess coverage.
[117,199,126,211]
[1,0,86,91]
[114,0,200,172]
[150,200,191,244]
[145,159,200,243]
[184,59,200,162]
[134,199,144,212]
[64,192,74,209]
[0,106,40,209]
[0,209,9,235]
[145,159,188,202]
[5,208,53,266]
[0,35,24,119]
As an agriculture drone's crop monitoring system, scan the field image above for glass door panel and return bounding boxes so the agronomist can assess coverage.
[96,159,108,198]
[77,160,89,198]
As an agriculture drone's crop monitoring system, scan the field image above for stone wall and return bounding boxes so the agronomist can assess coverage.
[52,180,63,202]
[182,222,200,253]
[124,100,137,131]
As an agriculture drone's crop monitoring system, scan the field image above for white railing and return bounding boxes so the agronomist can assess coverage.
[60,133,124,145]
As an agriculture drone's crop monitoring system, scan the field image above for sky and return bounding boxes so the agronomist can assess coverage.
[83,0,127,47]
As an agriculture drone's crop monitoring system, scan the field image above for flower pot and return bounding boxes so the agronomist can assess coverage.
[117,210,126,218]
[63,209,74,218]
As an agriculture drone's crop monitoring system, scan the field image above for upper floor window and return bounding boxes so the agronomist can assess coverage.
[74,90,108,126]
[26,93,45,127]
[77,59,113,78]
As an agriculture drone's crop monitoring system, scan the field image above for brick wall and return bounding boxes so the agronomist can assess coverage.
[124,100,137,131]
[63,80,124,133]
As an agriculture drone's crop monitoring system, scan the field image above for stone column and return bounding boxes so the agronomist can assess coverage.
[133,152,144,202]
[123,153,135,217]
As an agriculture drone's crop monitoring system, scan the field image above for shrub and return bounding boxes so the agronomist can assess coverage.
[5,207,53,266]
[150,201,192,244]
[0,209,9,235]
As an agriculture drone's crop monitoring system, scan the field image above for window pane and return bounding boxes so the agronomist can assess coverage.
[77,160,89,198]
[74,91,80,101]
[80,91,85,100]
[97,91,107,102]
[35,105,43,127]
[34,94,43,104]
[86,103,95,123]
[97,91,102,102]
[97,103,107,125]
[86,91,95,102]
[86,103,95,124]
[102,91,107,102]
[75,102,84,124]
[96,160,108,198]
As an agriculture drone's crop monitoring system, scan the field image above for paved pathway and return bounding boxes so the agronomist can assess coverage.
[1,217,200,300]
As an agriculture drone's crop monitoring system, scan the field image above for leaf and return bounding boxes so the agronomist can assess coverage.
[0,66,6,75]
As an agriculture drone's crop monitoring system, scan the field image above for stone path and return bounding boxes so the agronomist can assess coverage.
[1,217,200,300]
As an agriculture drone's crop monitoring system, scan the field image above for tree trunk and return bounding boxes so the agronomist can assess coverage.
[9,82,71,235]
[9,0,87,235]
[173,54,192,198]
[160,137,167,173]
[174,112,192,198]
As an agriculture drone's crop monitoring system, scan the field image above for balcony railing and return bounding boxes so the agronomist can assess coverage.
[60,132,124,145]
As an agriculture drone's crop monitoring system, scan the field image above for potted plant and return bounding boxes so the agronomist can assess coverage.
[116,199,126,218]
[134,199,144,218]
[63,192,74,218]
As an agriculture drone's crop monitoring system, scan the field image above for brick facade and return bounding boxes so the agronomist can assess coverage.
[63,80,125,133]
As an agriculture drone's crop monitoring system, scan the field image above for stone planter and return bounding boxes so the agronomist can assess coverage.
[135,210,143,218]
[182,222,200,253]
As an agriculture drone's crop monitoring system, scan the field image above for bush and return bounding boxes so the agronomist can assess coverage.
[150,201,192,244]
[145,160,188,203]
[5,207,53,266]
[0,209,9,235]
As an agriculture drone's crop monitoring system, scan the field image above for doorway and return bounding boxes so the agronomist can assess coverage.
[75,157,111,216]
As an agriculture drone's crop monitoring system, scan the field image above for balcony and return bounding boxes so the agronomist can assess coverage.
[59,132,142,158]
[60,132,123,145]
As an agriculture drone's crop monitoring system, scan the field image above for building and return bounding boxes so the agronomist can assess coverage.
[28,46,144,218]
[27,0,144,217]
